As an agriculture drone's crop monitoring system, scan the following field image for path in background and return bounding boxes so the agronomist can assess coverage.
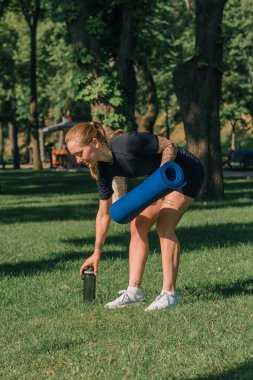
[223,169,253,179]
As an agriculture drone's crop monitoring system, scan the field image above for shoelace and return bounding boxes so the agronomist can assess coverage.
[118,290,132,301]
[154,294,165,302]
[118,290,138,302]
[118,290,127,295]
[151,293,173,306]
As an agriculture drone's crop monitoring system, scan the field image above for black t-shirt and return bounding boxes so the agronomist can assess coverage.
[97,132,162,200]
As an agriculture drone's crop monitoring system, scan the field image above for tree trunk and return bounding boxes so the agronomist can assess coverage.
[135,61,159,133]
[115,6,137,131]
[39,128,45,162]
[0,122,4,167]
[165,96,170,138]
[30,19,41,170]
[63,1,137,131]
[7,100,20,169]
[20,0,42,170]
[63,0,113,122]
[63,0,132,198]
[231,121,237,151]
[8,120,20,169]
[173,0,227,200]
[63,0,101,69]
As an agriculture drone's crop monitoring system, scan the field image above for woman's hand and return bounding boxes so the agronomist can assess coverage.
[79,253,100,277]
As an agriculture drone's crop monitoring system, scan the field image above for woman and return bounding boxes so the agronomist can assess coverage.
[66,122,204,311]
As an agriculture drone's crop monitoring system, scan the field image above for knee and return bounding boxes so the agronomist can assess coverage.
[130,216,152,239]
[156,219,176,238]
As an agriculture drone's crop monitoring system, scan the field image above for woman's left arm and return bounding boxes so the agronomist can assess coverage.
[157,136,178,165]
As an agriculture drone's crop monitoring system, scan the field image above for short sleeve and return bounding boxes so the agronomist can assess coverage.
[126,132,159,156]
[97,175,113,200]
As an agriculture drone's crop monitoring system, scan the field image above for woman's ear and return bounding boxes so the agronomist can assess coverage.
[91,137,100,149]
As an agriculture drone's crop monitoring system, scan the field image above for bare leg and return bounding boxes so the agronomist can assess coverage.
[159,230,180,291]
[156,192,193,291]
[128,201,161,287]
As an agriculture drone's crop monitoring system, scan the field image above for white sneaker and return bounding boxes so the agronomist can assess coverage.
[105,289,145,309]
[145,292,180,312]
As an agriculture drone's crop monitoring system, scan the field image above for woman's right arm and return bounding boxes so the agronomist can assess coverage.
[79,197,112,276]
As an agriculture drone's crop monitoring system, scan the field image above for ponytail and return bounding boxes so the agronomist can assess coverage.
[65,121,124,181]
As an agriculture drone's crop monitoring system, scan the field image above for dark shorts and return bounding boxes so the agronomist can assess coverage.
[174,147,204,198]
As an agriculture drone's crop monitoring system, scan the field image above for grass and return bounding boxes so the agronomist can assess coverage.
[0,169,253,380]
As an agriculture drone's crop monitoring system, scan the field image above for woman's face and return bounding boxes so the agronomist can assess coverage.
[67,138,99,168]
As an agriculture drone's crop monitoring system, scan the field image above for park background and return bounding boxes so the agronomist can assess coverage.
[0,0,253,379]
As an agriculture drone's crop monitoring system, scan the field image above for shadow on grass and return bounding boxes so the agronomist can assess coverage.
[177,221,253,250]
[189,179,253,211]
[193,358,253,379]
[182,277,253,301]
[63,221,253,252]
[1,255,252,303]
[1,171,252,225]
[0,235,133,276]
[0,170,100,223]
[192,200,253,211]
[0,170,96,196]
[1,170,252,206]
[0,251,89,277]
[0,203,97,224]
[2,198,252,223]
[225,178,253,197]
[1,220,252,278]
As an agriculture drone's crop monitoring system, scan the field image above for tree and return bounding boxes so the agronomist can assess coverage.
[135,1,195,135]
[135,61,158,133]
[0,17,20,168]
[173,0,227,200]
[0,121,3,166]
[60,0,141,198]
[60,0,137,130]
[221,0,253,151]
[3,3,88,168]
[19,0,42,170]
[0,0,9,17]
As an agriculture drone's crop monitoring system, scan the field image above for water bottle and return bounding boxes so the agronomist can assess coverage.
[82,266,96,302]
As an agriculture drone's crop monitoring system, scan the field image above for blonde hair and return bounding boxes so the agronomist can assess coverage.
[65,122,124,180]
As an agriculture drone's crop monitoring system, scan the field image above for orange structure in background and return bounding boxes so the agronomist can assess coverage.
[51,148,69,168]
[41,114,90,168]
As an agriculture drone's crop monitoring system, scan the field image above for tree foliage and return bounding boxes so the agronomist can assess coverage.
[0,17,18,122]
[0,0,252,199]
[2,0,252,136]
[221,0,253,145]
[135,1,195,133]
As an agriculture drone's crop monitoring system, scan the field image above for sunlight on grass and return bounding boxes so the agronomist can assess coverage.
[0,170,253,379]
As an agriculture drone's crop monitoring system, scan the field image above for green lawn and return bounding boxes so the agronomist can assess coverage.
[0,170,253,380]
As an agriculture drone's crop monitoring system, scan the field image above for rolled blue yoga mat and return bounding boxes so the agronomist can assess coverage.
[110,161,187,224]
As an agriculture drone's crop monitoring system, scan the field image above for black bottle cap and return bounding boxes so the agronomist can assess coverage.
[84,265,94,274]
[81,266,95,280]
